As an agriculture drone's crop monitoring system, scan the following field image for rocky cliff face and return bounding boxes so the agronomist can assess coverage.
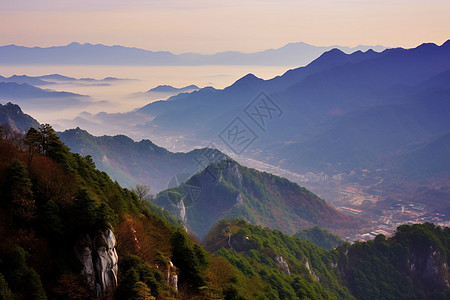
[275,256,291,275]
[75,229,118,299]
[303,259,320,281]
[177,199,187,223]
[0,102,40,132]
[167,261,178,291]
[407,245,449,291]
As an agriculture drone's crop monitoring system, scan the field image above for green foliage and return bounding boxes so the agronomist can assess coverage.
[5,159,36,224]
[72,188,98,230]
[2,121,450,300]
[155,159,357,239]
[132,281,154,300]
[38,199,65,238]
[205,219,354,300]
[171,229,209,289]
[116,255,167,299]
[338,223,450,299]
[0,273,13,300]
[295,226,344,250]
[1,246,47,300]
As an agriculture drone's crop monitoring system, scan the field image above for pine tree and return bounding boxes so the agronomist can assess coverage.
[6,159,36,225]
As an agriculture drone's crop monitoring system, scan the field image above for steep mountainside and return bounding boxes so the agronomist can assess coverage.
[294,226,344,250]
[204,219,450,300]
[0,125,254,300]
[0,112,449,300]
[395,132,450,179]
[338,223,450,299]
[0,102,39,132]
[154,160,364,239]
[204,219,355,300]
[1,103,227,192]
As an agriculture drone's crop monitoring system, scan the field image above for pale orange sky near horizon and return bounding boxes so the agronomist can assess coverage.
[0,0,449,54]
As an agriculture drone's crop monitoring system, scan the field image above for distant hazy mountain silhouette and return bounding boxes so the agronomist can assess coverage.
[0,42,386,66]
[146,85,199,94]
[0,73,129,86]
[113,40,450,176]
[0,82,86,99]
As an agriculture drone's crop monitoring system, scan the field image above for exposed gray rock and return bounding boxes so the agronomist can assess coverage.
[304,259,320,281]
[167,261,178,291]
[74,234,95,292]
[275,256,291,275]
[177,199,187,223]
[235,193,244,206]
[221,161,243,186]
[75,229,118,299]
[408,246,449,289]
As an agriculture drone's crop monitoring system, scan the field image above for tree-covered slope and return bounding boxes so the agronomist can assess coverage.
[1,123,449,300]
[294,226,344,250]
[204,219,450,300]
[0,124,242,299]
[154,160,363,239]
[204,219,355,300]
[337,222,450,299]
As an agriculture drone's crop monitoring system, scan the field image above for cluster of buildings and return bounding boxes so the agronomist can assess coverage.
[344,201,448,242]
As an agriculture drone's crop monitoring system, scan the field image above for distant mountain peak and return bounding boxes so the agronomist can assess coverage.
[67,42,81,46]
[416,42,440,51]
[225,73,265,92]
[441,39,450,48]
[232,73,262,85]
[323,48,347,56]
[146,84,199,93]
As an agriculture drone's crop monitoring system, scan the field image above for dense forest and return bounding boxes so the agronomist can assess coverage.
[0,124,244,299]
[0,123,449,299]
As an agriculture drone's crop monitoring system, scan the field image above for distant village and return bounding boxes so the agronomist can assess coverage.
[343,200,449,242]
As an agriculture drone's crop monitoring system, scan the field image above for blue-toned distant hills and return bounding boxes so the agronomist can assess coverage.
[0,82,86,99]
[0,42,385,66]
[130,40,450,177]
[0,74,127,86]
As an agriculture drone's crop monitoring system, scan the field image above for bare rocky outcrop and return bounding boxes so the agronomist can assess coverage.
[235,193,244,206]
[303,259,320,281]
[275,256,291,275]
[221,161,243,186]
[177,199,187,223]
[408,245,449,290]
[167,261,178,291]
[75,229,118,299]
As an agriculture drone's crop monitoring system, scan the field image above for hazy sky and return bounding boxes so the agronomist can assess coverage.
[1,0,449,53]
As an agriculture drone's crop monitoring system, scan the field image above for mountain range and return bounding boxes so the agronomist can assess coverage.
[131,84,200,101]
[1,89,449,298]
[0,42,386,66]
[0,103,365,239]
[111,40,450,178]
[0,74,127,87]
[0,82,86,100]
[52,40,450,222]
[2,127,448,299]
